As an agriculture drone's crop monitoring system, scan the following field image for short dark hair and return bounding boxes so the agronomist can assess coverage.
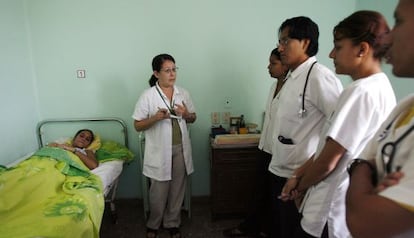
[279,16,319,56]
[148,54,176,87]
[333,10,390,60]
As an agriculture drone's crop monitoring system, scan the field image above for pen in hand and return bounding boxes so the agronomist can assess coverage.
[156,107,170,120]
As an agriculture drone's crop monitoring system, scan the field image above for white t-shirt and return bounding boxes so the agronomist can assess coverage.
[268,57,343,178]
[132,83,195,181]
[259,80,280,154]
[301,73,396,237]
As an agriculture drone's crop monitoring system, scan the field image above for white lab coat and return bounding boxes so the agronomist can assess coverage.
[132,83,195,181]
[268,57,343,178]
[259,80,280,154]
[301,73,396,237]
[360,95,414,231]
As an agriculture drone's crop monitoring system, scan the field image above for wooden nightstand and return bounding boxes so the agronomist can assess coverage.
[210,141,267,220]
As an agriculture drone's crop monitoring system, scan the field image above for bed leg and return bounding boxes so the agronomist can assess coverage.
[106,177,120,224]
[110,202,118,224]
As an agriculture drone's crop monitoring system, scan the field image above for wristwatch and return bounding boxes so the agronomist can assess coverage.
[347,158,378,185]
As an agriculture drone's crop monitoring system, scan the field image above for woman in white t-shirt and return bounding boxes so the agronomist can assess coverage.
[279,11,396,238]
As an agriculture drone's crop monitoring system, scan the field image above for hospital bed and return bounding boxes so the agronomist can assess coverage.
[138,132,191,220]
[0,117,134,238]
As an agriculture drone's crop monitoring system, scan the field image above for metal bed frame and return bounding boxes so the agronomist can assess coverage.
[37,117,128,148]
[36,117,129,223]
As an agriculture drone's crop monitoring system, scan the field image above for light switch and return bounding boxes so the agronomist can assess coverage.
[211,112,220,124]
[222,112,230,124]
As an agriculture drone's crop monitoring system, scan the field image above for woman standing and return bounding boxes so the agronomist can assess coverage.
[132,54,196,238]
[280,11,396,237]
[223,48,289,237]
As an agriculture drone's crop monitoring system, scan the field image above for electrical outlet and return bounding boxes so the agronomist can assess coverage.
[211,112,220,124]
[222,112,230,124]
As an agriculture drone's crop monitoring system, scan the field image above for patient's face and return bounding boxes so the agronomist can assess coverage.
[73,131,93,148]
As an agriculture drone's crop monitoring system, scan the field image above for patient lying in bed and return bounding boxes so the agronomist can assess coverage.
[48,129,99,169]
[0,129,133,238]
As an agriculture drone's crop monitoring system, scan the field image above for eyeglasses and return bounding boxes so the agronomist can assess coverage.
[160,67,179,74]
[277,37,292,48]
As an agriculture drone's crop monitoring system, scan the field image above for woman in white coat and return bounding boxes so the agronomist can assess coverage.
[280,11,396,238]
[223,48,289,238]
[132,54,196,238]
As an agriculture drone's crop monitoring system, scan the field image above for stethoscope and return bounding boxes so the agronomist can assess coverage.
[155,84,181,120]
[298,61,317,118]
[379,118,414,174]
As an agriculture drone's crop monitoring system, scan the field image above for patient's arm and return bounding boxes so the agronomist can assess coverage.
[74,149,98,169]
[48,142,73,151]
[48,142,98,169]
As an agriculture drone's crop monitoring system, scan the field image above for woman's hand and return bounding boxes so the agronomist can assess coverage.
[375,171,404,193]
[48,142,75,152]
[175,101,196,122]
[174,101,188,117]
[62,144,75,152]
[48,142,59,147]
[154,108,170,121]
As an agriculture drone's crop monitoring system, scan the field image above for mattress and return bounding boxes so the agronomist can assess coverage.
[91,160,123,196]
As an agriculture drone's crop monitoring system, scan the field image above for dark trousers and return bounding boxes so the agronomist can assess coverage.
[269,173,301,238]
[238,151,272,235]
[293,222,329,238]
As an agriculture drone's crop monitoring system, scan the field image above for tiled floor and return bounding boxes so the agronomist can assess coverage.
[100,197,243,238]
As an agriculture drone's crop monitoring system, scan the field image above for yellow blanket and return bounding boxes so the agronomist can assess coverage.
[0,147,104,238]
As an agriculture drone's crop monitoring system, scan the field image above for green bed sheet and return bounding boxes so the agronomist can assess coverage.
[0,147,104,238]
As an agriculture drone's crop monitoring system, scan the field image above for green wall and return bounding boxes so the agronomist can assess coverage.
[0,0,39,162]
[1,0,410,198]
[356,0,414,100]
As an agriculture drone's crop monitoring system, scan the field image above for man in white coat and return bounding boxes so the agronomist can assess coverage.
[268,16,343,237]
